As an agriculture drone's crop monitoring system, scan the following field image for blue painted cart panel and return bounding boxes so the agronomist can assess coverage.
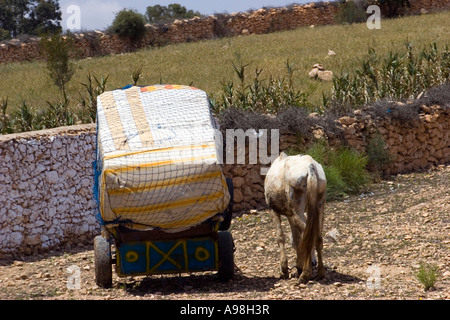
[117,237,218,276]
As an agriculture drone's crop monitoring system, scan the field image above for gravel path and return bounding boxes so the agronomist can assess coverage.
[1,166,449,300]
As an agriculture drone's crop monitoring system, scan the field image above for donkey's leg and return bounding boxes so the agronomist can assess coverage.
[316,203,326,280]
[315,234,325,280]
[287,214,306,278]
[272,211,289,278]
[299,252,313,284]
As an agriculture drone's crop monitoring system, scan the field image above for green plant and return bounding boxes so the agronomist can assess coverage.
[293,140,371,200]
[0,0,61,37]
[216,56,309,114]
[131,66,144,86]
[44,94,76,128]
[39,32,75,98]
[79,73,109,122]
[376,0,410,17]
[329,146,370,194]
[335,0,367,24]
[0,97,13,134]
[145,4,202,24]
[366,134,392,174]
[416,262,439,291]
[109,9,146,42]
[15,101,35,132]
[329,42,450,109]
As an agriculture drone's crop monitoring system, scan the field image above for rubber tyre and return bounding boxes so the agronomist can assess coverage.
[94,235,112,288]
[219,178,234,231]
[217,231,234,281]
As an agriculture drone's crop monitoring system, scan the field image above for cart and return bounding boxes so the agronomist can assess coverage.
[93,85,234,288]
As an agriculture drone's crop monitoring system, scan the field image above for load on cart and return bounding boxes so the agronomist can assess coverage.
[93,84,234,288]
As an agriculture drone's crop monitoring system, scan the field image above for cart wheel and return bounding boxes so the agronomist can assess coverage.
[94,235,112,288]
[218,231,234,281]
[219,178,234,231]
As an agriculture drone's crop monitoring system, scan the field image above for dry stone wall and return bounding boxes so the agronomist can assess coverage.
[1,0,449,64]
[0,104,448,257]
[223,104,449,212]
[0,124,98,258]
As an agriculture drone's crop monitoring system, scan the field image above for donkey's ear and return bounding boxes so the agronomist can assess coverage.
[279,152,287,159]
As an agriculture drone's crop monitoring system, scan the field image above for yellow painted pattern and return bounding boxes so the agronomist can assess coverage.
[116,237,219,276]
[147,240,185,272]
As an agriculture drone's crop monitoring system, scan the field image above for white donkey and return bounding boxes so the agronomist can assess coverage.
[264,152,327,283]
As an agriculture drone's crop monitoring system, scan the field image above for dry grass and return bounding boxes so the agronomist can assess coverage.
[0,10,449,113]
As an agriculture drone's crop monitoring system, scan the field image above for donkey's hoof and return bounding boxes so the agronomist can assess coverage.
[298,272,311,284]
[298,276,309,284]
[280,270,289,279]
[316,267,326,281]
[292,267,302,278]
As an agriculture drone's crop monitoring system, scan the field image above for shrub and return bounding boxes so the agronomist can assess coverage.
[39,32,75,97]
[214,55,310,114]
[290,140,370,200]
[328,42,450,109]
[366,134,392,174]
[329,146,370,194]
[79,73,109,123]
[335,0,367,24]
[109,9,147,42]
[416,262,439,291]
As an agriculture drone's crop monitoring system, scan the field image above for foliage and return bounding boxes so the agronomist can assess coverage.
[109,9,147,42]
[0,27,10,41]
[131,66,144,86]
[328,42,450,109]
[0,0,61,38]
[0,97,12,134]
[288,140,370,200]
[366,134,392,175]
[214,54,310,114]
[78,73,109,123]
[376,0,410,17]
[335,0,367,24]
[39,31,75,97]
[416,262,439,291]
[145,4,202,24]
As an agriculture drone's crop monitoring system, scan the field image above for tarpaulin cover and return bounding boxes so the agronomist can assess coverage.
[95,85,229,232]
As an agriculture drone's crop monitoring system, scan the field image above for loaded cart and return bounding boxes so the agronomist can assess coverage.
[93,84,234,288]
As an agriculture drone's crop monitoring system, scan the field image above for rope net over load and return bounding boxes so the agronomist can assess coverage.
[94,85,230,233]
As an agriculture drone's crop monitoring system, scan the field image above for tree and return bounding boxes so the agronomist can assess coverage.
[375,0,411,17]
[109,9,146,42]
[27,0,62,35]
[0,0,61,38]
[39,31,75,98]
[145,3,202,24]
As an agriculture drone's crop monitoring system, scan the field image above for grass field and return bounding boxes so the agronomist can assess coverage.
[0,10,449,113]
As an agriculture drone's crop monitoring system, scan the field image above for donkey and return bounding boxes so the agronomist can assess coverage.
[264,152,327,284]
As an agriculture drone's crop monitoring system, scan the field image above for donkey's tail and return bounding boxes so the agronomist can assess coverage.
[299,163,320,264]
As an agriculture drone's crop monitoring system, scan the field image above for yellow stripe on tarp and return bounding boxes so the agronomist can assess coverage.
[99,91,130,151]
[100,153,217,218]
[114,191,224,215]
[107,171,222,195]
[103,143,216,161]
[103,154,217,175]
[125,87,154,148]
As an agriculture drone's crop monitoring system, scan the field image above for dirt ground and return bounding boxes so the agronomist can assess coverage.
[0,165,449,300]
